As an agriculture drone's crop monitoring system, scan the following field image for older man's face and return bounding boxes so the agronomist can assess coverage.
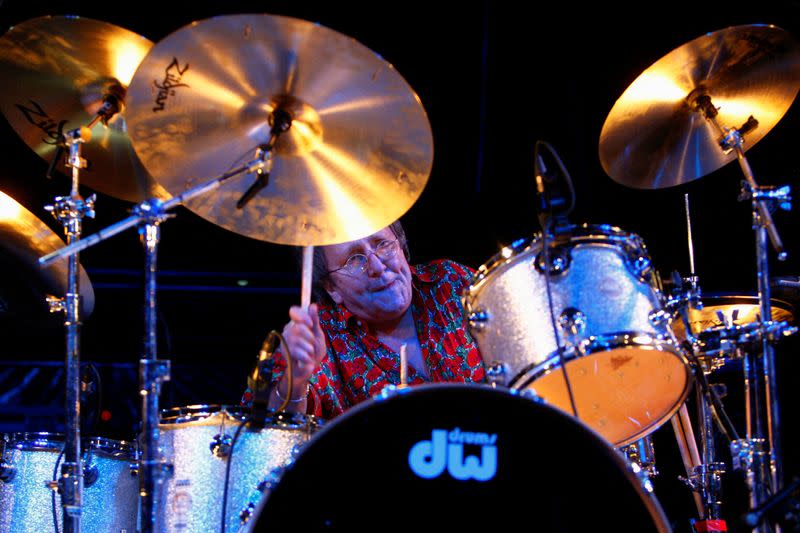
[323,226,413,329]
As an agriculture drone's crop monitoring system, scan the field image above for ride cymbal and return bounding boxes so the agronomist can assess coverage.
[0,190,94,317]
[0,15,169,202]
[125,13,433,246]
[600,24,800,189]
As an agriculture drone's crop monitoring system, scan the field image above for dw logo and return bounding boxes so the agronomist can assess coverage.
[408,428,497,481]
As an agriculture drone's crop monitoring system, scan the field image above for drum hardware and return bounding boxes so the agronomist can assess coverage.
[742,476,800,530]
[599,24,800,530]
[40,148,276,533]
[621,435,658,481]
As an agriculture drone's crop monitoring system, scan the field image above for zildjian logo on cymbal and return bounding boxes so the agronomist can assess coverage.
[15,100,66,145]
[153,57,190,112]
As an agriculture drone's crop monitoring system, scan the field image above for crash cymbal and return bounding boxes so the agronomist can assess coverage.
[671,293,794,341]
[600,24,800,189]
[0,190,94,316]
[0,15,170,203]
[125,13,433,246]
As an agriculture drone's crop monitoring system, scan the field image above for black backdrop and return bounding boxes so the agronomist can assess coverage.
[2,1,800,530]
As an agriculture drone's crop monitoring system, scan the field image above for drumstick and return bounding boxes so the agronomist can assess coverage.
[685,193,696,275]
[679,403,702,467]
[400,343,408,386]
[301,245,313,309]
[670,405,705,518]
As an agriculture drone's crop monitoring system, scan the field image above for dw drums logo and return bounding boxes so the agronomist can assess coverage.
[408,428,497,481]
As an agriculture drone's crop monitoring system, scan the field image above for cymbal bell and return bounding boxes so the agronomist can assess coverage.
[671,293,794,341]
[0,15,170,203]
[0,190,94,317]
[125,13,433,246]
[600,24,800,189]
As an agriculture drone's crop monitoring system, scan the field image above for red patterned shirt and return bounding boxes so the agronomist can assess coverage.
[243,259,485,420]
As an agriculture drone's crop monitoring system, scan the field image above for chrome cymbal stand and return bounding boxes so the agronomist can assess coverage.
[45,126,95,533]
[693,94,795,531]
[39,147,274,533]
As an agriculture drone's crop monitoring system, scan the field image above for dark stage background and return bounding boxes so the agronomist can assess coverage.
[2,1,800,530]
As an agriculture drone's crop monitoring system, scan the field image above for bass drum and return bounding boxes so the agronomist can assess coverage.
[251,384,672,532]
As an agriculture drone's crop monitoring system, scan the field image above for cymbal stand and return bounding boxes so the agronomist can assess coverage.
[39,148,274,533]
[45,125,95,533]
[693,93,795,531]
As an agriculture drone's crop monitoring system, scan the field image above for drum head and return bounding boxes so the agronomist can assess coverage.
[252,383,671,532]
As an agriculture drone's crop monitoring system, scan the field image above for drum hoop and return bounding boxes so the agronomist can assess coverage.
[466,223,651,301]
[159,403,322,430]
[510,332,692,445]
[3,432,136,457]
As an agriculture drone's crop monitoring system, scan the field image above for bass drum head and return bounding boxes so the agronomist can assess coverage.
[252,383,671,532]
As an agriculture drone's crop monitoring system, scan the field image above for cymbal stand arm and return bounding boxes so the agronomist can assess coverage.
[45,128,95,533]
[38,154,270,267]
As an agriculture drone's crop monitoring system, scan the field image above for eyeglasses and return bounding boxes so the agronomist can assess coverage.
[327,239,399,276]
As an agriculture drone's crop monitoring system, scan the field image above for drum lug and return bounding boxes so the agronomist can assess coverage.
[486,361,509,386]
[129,462,139,477]
[535,248,570,275]
[239,501,257,526]
[83,462,99,488]
[468,310,489,330]
[0,462,15,483]
[558,308,586,337]
[210,433,233,457]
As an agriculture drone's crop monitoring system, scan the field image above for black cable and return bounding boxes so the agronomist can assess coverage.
[683,341,740,443]
[534,140,579,417]
[52,447,65,533]
[220,418,248,533]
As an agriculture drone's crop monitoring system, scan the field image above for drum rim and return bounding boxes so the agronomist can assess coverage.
[3,432,137,456]
[510,332,693,446]
[159,403,322,429]
[465,222,652,299]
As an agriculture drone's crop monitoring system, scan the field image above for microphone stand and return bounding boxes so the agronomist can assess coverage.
[39,149,273,533]
[692,93,795,532]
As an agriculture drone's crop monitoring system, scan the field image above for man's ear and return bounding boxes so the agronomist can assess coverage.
[324,279,344,305]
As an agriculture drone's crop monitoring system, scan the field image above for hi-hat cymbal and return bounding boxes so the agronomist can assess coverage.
[600,24,800,189]
[671,293,794,341]
[125,13,433,246]
[0,15,170,203]
[0,190,94,317]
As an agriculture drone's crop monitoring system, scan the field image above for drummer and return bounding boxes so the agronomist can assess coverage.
[242,220,485,419]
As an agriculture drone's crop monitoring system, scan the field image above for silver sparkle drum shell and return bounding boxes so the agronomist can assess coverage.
[464,224,692,446]
[0,433,139,533]
[157,405,321,532]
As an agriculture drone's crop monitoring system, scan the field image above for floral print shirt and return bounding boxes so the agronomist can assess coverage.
[242,259,485,420]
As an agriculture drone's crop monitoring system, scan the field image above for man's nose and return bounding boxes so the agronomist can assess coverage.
[365,250,386,276]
